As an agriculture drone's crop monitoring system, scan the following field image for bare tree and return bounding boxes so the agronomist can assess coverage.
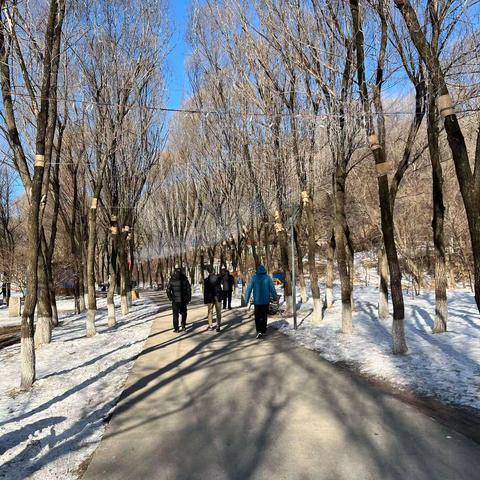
[0,0,66,388]
[394,0,480,313]
[349,0,408,353]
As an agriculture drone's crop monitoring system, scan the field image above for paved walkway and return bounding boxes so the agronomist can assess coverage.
[83,293,480,480]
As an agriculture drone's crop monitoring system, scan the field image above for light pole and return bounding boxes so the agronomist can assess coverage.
[286,203,301,329]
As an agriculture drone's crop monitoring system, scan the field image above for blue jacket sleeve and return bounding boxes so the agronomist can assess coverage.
[269,278,277,301]
[245,276,254,303]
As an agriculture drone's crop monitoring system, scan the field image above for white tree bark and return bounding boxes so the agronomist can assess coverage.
[312,297,323,324]
[86,309,96,337]
[34,316,51,347]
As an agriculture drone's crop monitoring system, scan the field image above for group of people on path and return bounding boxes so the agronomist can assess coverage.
[166,265,278,339]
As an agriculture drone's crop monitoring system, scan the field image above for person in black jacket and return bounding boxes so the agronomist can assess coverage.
[167,267,192,333]
[203,266,222,332]
[220,268,235,310]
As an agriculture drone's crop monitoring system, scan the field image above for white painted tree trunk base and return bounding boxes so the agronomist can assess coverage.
[107,303,116,328]
[312,298,323,324]
[240,285,246,307]
[341,303,353,334]
[301,286,308,304]
[433,301,448,333]
[378,291,389,319]
[325,288,333,308]
[285,295,293,315]
[20,334,35,390]
[86,309,96,337]
[34,316,52,346]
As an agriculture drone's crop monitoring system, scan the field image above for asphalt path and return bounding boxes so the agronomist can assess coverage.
[83,292,480,480]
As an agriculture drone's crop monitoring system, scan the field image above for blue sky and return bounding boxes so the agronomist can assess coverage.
[166,0,191,109]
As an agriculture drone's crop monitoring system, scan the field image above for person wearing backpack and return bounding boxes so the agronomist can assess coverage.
[220,268,235,310]
[203,266,222,332]
[245,265,278,339]
[167,267,192,333]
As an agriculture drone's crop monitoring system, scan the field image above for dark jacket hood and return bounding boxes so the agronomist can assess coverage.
[256,265,267,275]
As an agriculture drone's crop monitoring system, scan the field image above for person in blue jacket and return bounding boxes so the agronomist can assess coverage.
[245,265,278,339]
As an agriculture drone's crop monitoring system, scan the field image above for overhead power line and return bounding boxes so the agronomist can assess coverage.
[4,89,480,118]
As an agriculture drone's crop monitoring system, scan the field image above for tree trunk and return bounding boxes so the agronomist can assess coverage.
[377,168,407,353]
[6,281,11,307]
[20,175,42,388]
[147,258,153,289]
[140,262,145,289]
[119,237,129,316]
[447,253,456,289]
[34,251,52,346]
[82,243,88,310]
[294,228,307,303]
[86,204,98,337]
[107,237,117,327]
[394,0,480,313]
[428,83,448,333]
[346,226,355,311]
[249,223,261,269]
[220,248,226,269]
[48,268,58,328]
[120,265,128,316]
[0,0,65,389]
[305,196,322,322]
[127,232,133,306]
[350,0,407,353]
[74,274,80,314]
[378,248,389,319]
[325,231,335,308]
[208,247,215,269]
[78,264,86,312]
[105,242,110,282]
[159,260,165,288]
[278,230,292,313]
[334,166,352,334]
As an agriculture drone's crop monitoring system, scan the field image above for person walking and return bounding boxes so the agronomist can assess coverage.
[245,265,278,339]
[221,268,235,310]
[203,266,222,332]
[167,267,192,333]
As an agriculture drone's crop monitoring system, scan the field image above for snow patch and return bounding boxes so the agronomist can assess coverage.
[0,296,159,479]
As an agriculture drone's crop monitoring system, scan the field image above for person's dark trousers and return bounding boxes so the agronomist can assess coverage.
[254,304,269,334]
[223,290,233,309]
[172,302,187,330]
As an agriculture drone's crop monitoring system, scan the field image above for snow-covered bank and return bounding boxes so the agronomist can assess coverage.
[271,286,480,411]
[0,296,159,479]
[0,297,77,328]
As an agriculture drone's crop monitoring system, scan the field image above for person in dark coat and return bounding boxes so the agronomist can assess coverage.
[167,267,192,333]
[220,268,235,310]
[203,266,222,332]
[245,265,278,339]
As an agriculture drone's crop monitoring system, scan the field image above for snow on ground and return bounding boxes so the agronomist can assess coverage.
[0,297,77,328]
[0,295,160,480]
[271,286,480,411]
